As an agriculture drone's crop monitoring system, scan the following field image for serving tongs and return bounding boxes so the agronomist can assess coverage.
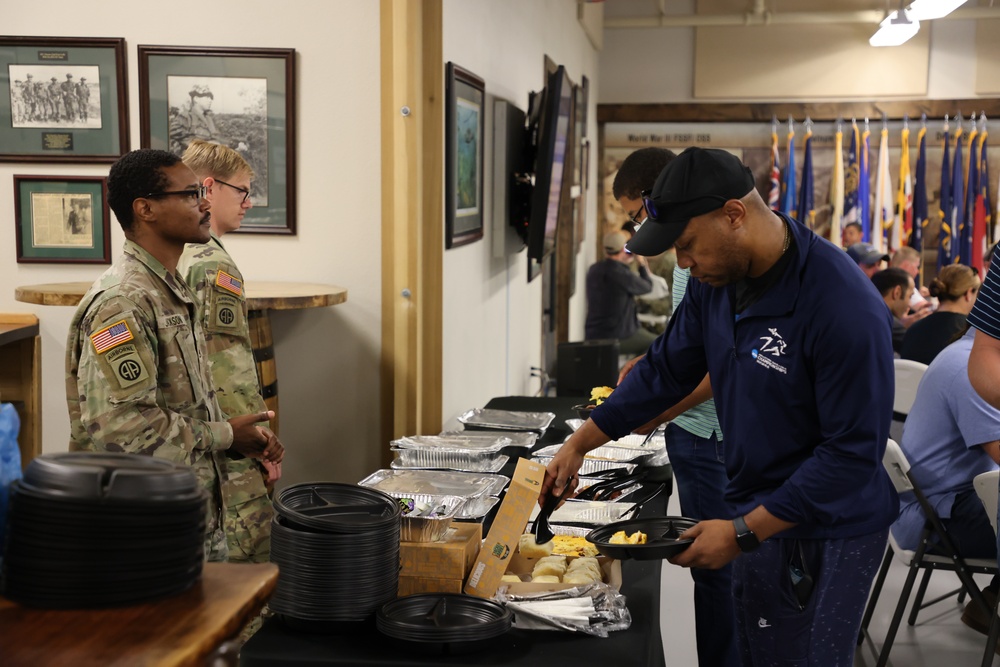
[575,471,645,502]
[534,483,573,544]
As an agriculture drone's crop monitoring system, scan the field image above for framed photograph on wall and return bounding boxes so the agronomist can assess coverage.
[14,175,110,264]
[0,37,128,163]
[138,45,296,235]
[445,62,485,249]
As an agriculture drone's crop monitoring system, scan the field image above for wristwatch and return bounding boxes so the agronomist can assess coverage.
[733,515,761,553]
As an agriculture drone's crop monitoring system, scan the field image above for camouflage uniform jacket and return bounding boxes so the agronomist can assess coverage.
[65,239,233,561]
[179,234,273,562]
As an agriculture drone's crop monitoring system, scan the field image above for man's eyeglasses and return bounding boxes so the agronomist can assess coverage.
[640,190,728,222]
[628,201,646,225]
[142,185,207,202]
[215,178,251,204]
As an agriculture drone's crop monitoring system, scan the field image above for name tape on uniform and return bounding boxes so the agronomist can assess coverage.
[216,270,243,296]
[90,319,134,354]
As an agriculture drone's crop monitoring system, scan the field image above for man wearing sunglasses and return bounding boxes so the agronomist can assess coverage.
[544,147,897,666]
[66,149,283,563]
[178,139,280,566]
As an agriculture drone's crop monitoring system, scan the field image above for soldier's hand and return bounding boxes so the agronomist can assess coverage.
[228,411,274,458]
[262,459,282,483]
[256,426,285,464]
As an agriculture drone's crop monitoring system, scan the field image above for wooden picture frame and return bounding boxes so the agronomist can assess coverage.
[138,45,296,235]
[0,36,129,162]
[445,62,485,249]
[14,175,110,264]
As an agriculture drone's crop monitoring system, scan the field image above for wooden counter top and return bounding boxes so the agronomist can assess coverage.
[0,562,278,667]
[15,281,347,311]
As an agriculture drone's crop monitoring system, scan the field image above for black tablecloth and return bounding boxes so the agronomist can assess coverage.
[240,396,668,667]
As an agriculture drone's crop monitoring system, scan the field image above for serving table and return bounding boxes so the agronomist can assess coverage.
[240,396,669,667]
[13,281,346,435]
[0,562,279,667]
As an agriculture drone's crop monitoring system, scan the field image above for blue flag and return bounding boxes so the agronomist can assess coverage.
[844,122,860,227]
[950,127,965,264]
[859,127,871,242]
[781,128,797,215]
[912,126,927,252]
[797,129,815,226]
[938,127,952,272]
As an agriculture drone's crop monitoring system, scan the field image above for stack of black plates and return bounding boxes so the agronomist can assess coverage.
[270,482,401,625]
[376,594,512,653]
[1,452,206,608]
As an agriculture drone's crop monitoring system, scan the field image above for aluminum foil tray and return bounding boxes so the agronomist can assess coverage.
[392,434,508,455]
[358,469,509,501]
[439,430,538,449]
[377,492,465,542]
[390,450,509,474]
[456,494,500,520]
[530,457,636,478]
[532,444,650,463]
[529,500,637,526]
[457,408,555,433]
[574,477,643,502]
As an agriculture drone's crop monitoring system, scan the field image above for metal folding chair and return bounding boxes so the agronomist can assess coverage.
[859,440,998,667]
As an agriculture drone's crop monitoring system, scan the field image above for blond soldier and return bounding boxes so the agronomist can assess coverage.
[66,149,283,561]
[178,139,278,563]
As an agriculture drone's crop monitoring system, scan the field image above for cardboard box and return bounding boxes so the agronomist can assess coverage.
[397,575,465,597]
[501,551,622,594]
[464,458,546,598]
[400,521,481,580]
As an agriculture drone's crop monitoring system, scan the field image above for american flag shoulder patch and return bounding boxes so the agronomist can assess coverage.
[91,320,134,354]
[215,270,243,296]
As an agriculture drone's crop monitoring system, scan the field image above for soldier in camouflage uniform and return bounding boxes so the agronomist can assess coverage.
[65,149,284,562]
[178,139,279,564]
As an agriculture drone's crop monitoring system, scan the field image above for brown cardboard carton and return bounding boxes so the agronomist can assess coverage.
[501,551,622,594]
[397,575,465,597]
[399,521,481,580]
[464,458,546,598]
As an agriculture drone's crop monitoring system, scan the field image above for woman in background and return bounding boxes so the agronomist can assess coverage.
[901,264,981,365]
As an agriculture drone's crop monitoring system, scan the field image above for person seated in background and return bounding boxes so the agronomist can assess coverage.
[891,327,1000,635]
[901,264,981,365]
[842,221,863,248]
[872,267,916,355]
[891,246,932,299]
[847,242,890,278]
[585,231,655,356]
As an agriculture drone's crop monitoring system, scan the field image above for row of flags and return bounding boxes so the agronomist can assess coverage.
[768,115,995,276]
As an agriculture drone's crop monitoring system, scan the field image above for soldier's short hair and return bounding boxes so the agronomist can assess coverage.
[612,147,677,201]
[182,139,254,181]
[107,149,182,231]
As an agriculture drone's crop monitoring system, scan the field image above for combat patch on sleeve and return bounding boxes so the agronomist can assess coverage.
[210,289,242,331]
[90,319,134,354]
[215,270,243,296]
[102,343,151,389]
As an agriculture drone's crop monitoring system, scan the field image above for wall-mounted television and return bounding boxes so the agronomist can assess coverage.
[510,65,572,275]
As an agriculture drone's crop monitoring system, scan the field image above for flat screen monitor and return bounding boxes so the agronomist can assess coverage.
[526,65,572,263]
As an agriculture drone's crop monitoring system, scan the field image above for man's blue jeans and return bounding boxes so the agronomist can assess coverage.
[665,422,740,667]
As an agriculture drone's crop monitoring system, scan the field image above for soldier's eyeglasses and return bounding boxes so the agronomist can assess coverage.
[143,185,208,202]
[215,179,251,204]
[627,202,646,225]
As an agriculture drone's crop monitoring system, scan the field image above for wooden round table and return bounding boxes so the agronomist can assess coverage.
[15,281,347,435]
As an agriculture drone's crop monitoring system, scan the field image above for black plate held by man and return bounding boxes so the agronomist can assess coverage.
[586,516,698,560]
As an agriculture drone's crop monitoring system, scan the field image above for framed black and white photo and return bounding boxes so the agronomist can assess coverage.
[0,37,128,162]
[14,175,110,264]
[445,62,485,249]
[138,45,296,235]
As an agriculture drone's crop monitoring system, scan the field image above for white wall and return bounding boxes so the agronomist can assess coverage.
[600,14,984,103]
[4,0,598,488]
[2,0,384,487]
[441,0,598,422]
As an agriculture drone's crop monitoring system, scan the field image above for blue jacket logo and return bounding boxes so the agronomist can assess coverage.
[759,328,788,357]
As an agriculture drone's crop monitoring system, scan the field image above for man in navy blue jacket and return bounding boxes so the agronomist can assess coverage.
[543,147,898,666]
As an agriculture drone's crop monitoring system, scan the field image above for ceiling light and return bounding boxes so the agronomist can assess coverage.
[906,0,967,20]
[869,10,920,47]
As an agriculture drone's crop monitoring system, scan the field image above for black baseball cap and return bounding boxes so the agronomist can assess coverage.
[627,147,755,256]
